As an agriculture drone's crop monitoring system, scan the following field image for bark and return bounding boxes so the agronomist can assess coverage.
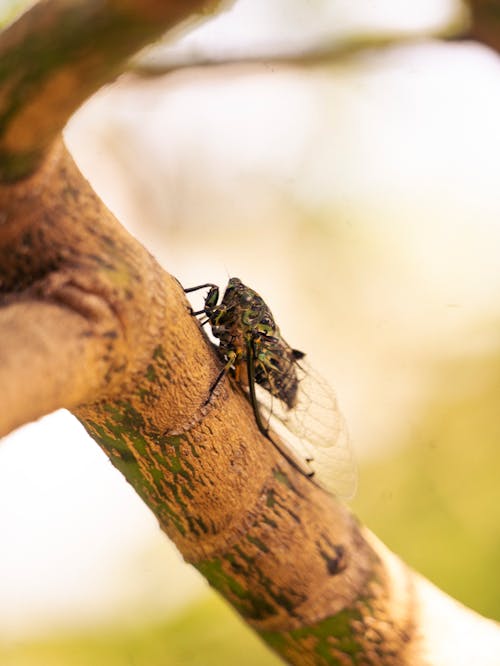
[0,1,499,664]
[0,0,220,181]
[468,0,500,52]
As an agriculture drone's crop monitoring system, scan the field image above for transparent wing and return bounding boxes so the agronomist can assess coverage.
[255,361,357,499]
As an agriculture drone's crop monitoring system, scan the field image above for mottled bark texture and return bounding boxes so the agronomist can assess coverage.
[0,1,500,665]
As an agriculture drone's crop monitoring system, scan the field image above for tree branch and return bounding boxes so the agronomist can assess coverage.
[1,138,497,665]
[0,299,120,436]
[1,137,413,662]
[0,0,224,181]
[130,11,469,78]
[467,0,500,52]
[131,33,430,78]
[0,138,173,434]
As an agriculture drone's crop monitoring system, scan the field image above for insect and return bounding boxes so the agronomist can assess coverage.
[185,277,357,498]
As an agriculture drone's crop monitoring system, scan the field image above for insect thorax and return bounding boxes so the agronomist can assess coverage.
[207,279,302,410]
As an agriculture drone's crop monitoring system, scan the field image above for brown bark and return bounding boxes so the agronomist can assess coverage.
[0,138,169,434]
[0,1,499,664]
[468,0,500,52]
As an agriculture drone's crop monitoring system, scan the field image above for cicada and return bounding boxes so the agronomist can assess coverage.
[185,277,357,498]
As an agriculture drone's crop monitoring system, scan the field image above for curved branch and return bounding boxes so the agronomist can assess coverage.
[0,139,183,434]
[131,33,428,77]
[0,0,225,181]
[0,298,121,435]
[130,12,469,78]
[1,145,399,661]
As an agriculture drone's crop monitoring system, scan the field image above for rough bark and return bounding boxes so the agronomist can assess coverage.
[0,1,499,664]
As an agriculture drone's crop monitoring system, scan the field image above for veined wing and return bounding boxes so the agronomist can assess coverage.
[255,361,357,499]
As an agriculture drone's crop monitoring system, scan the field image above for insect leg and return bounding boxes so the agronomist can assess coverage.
[185,283,220,319]
[204,351,236,405]
[184,283,218,294]
[246,339,270,438]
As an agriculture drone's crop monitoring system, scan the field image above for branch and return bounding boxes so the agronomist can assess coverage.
[0,299,121,436]
[0,0,225,181]
[1,140,497,664]
[0,0,227,423]
[467,0,500,52]
[131,33,429,77]
[0,139,174,435]
[130,11,469,78]
[1,138,411,662]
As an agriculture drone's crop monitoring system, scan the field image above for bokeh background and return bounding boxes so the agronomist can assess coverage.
[1,0,499,663]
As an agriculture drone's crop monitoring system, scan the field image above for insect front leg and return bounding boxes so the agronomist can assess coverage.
[184,283,220,317]
[184,283,218,294]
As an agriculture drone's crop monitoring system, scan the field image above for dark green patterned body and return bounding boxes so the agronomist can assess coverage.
[199,277,304,410]
[185,277,357,498]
